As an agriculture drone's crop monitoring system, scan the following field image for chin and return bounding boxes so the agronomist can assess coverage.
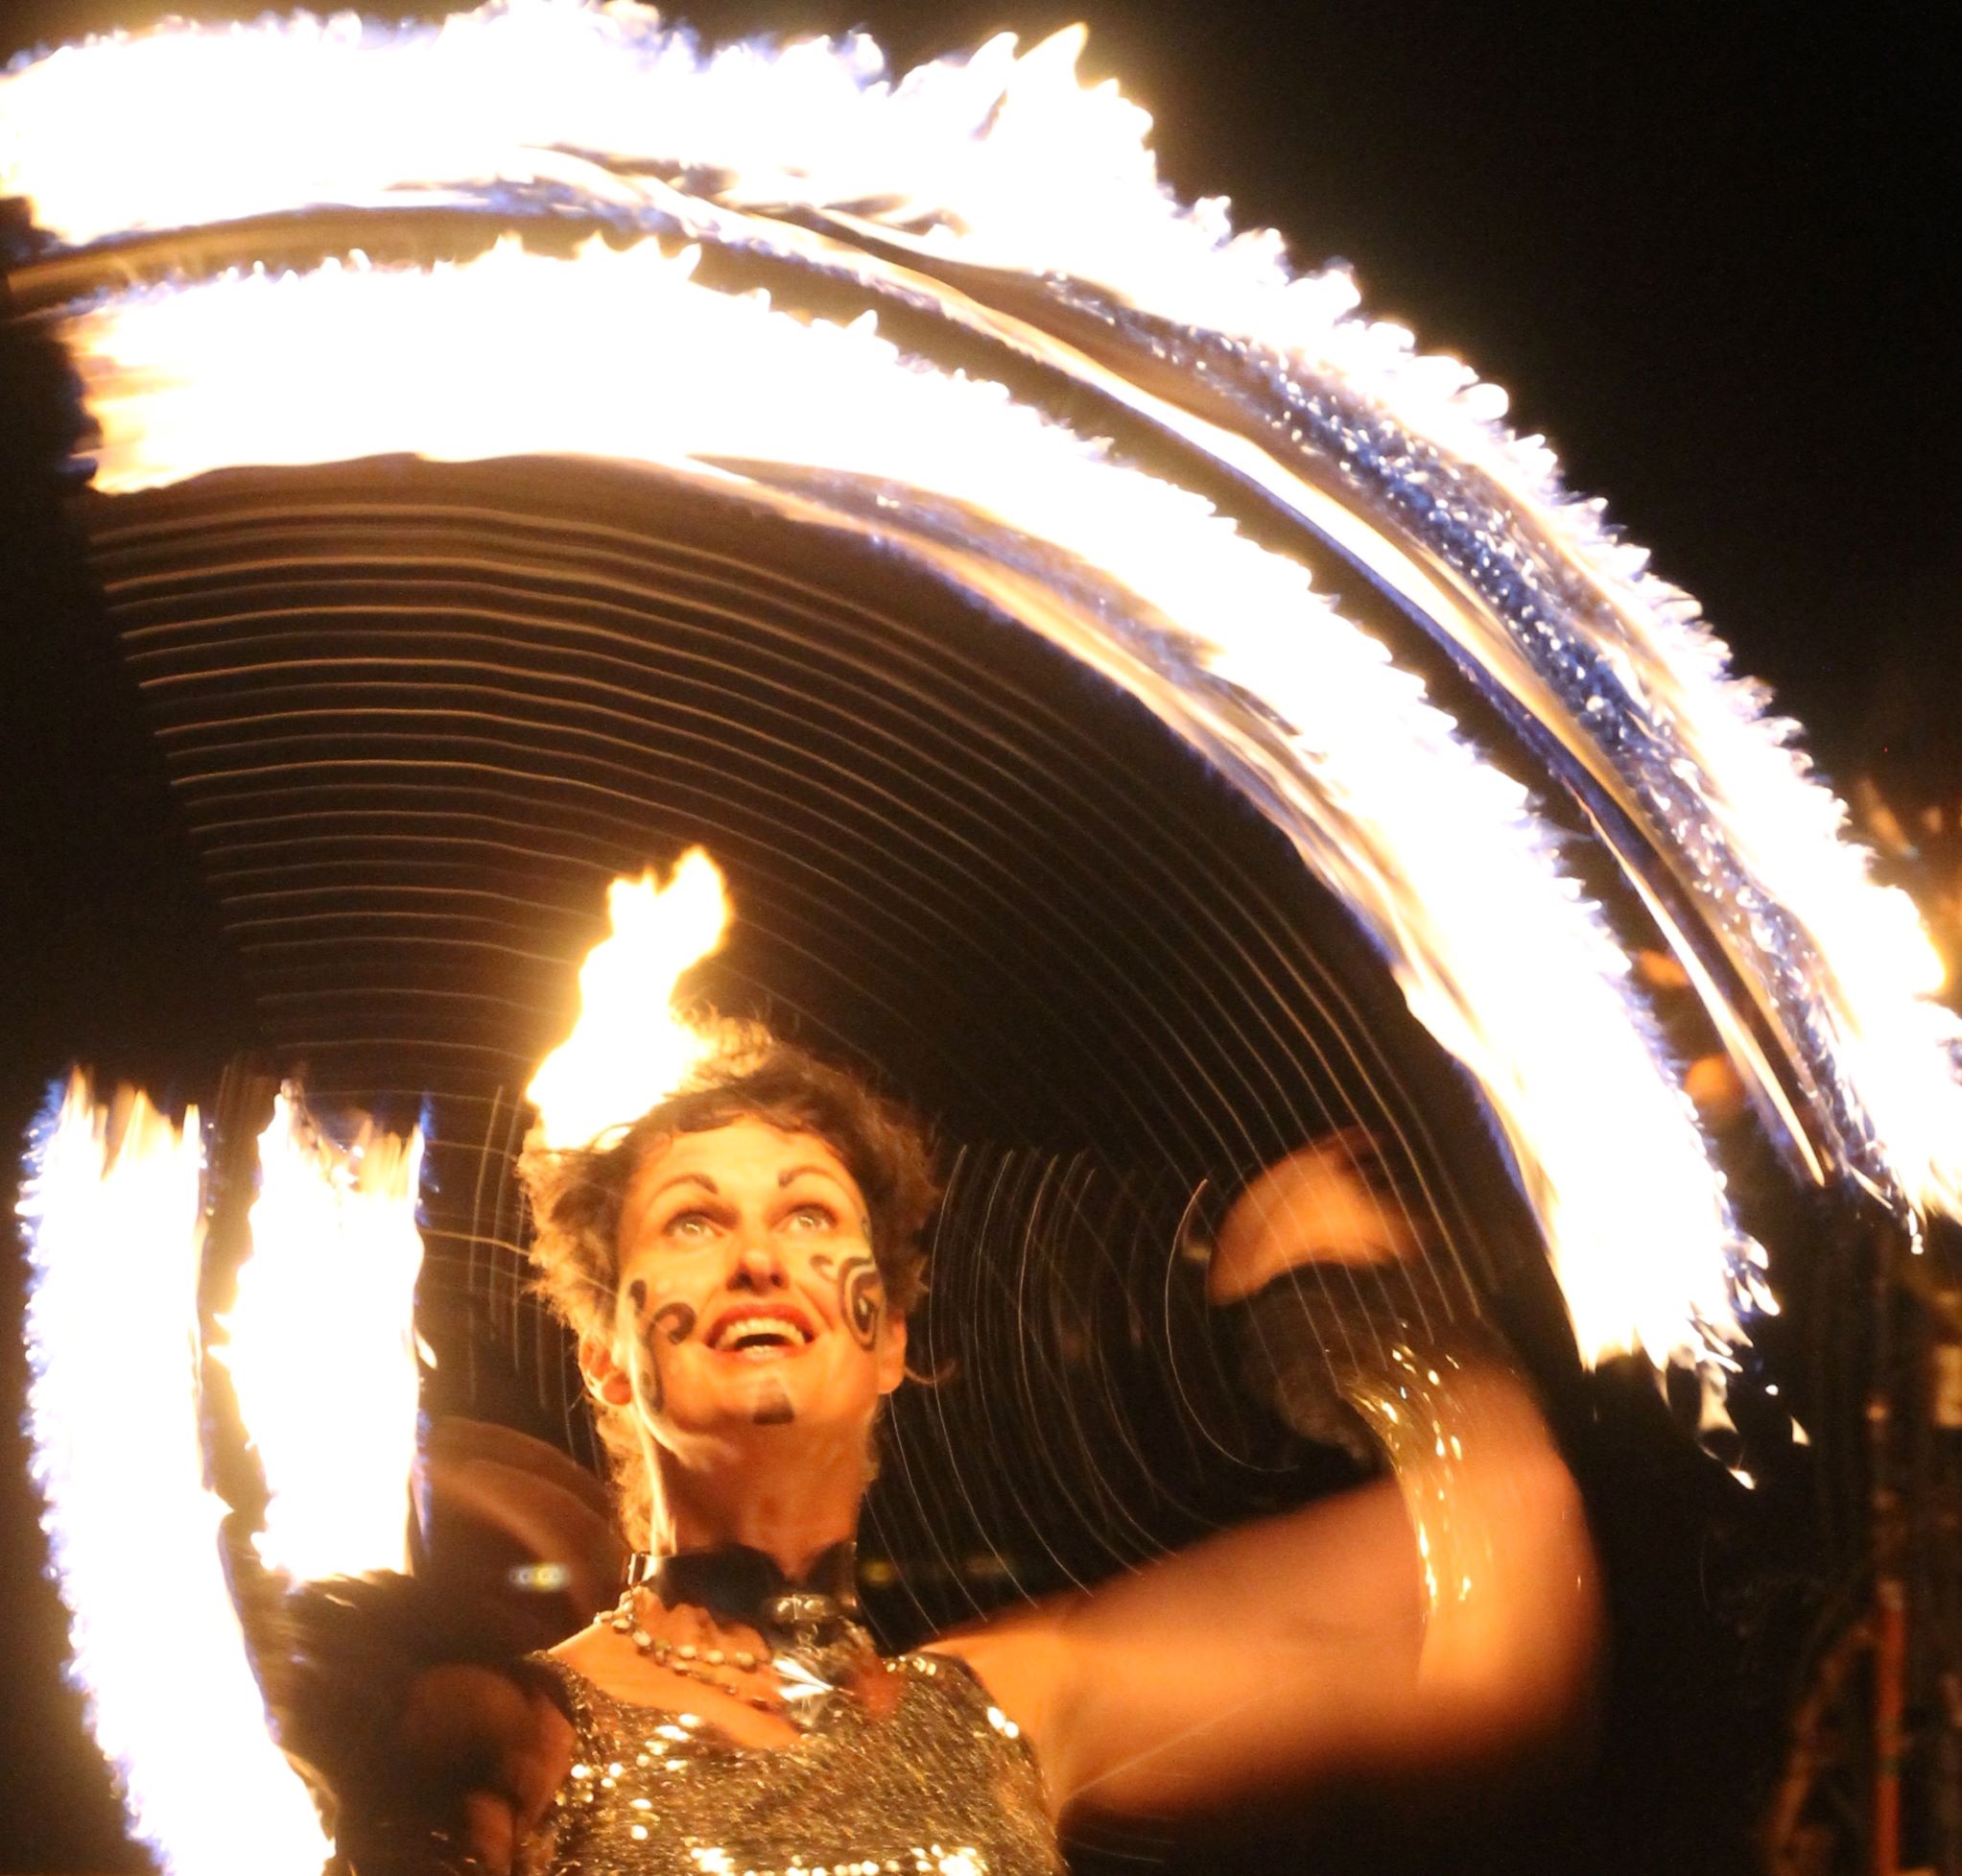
[665,1376,873,1446]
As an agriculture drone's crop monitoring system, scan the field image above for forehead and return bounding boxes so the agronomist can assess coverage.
[625,1115,861,1206]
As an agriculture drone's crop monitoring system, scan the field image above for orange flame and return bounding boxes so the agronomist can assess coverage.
[19,1076,330,1872]
[212,1087,427,1581]
[526,849,734,1149]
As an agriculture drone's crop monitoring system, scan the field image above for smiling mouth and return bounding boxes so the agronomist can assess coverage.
[706,1314,815,1358]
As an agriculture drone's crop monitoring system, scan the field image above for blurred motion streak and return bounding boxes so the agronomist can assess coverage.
[6,5,1959,1380]
[42,230,1753,1374]
[17,1075,332,1876]
[212,1086,427,1582]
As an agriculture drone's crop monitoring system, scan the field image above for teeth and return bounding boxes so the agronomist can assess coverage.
[711,1316,809,1351]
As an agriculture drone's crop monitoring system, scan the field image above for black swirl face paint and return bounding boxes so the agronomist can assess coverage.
[651,1301,696,1345]
[622,1284,696,1415]
[637,1302,696,1416]
[624,1278,661,1412]
[813,1250,882,1351]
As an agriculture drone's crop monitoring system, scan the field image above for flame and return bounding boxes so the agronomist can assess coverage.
[213,1087,427,1581]
[49,236,1743,1366]
[526,849,733,1149]
[0,0,1954,1189]
[18,12,1917,1870]
[14,1,1947,1364]
[17,1076,330,1875]
[10,0,1934,1238]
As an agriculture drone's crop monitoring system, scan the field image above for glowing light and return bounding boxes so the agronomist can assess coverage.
[213,1086,426,1580]
[3,6,1956,1235]
[12,1,1949,1373]
[56,237,1739,1366]
[18,1075,330,1876]
[526,849,733,1149]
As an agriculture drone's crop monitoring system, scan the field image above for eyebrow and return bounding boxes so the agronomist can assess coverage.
[644,1171,721,1201]
[777,1164,847,1190]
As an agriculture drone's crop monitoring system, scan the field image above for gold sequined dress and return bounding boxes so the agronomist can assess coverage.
[531,1651,1064,1876]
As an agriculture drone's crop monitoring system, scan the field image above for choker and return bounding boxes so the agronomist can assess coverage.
[624,1539,861,1644]
[612,1541,868,1720]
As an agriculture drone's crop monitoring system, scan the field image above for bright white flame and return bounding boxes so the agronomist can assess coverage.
[526,848,732,1149]
[10,0,1942,1229]
[18,1076,331,1876]
[1389,364,1962,1225]
[214,1087,426,1581]
[32,1,1952,1362]
[55,238,1742,1366]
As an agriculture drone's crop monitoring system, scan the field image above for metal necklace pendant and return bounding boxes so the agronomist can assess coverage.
[768,1614,876,1726]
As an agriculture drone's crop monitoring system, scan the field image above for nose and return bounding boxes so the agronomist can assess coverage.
[730,1238,790,1292]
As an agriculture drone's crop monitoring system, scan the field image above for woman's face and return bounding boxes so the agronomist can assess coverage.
[605,1116,907,1456]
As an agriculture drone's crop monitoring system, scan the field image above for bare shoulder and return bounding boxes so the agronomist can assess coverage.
[921,1603,1077,1769]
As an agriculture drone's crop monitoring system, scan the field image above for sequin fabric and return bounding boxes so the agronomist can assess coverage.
[530,1652,1063,1876]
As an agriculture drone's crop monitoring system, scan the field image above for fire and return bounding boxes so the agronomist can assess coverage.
[526,849,733,1150]
[213,1087,427,1581]
[45,233,1747,1368]
[8,2,1955,1365]
[18,1076,330,1876]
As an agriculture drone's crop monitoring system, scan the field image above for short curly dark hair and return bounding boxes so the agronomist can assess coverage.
[517,1038,938,1546]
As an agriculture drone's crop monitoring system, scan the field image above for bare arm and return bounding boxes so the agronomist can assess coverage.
[940,1138,1599,1827]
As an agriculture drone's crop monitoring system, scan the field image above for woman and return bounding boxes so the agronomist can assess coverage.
[326,1038,1597,1875]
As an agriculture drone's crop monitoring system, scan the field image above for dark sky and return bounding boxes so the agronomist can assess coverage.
[1,3,1953,1871]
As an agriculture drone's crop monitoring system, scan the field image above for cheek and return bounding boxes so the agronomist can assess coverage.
[810,1249,884,1351]
[651,1300,697,1345]
[617,1276,699,1408]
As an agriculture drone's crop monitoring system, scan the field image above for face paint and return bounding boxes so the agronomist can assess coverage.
[651,1301,696,1345]
[814,1250,882,1352]
[622,1278,661,1411]
[752,1378,795,1425]
[627,1299,697,1419]
[615,1120,895,1440]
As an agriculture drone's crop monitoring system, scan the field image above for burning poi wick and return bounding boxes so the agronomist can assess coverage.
[526,849,735,1151]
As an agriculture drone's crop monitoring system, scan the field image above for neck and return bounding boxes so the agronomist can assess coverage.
[644,1430,866,1580]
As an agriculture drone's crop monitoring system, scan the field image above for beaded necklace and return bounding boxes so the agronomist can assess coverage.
[603,1540,872,1725]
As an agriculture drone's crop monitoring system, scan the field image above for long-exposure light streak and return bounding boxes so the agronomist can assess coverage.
[212,1087,427,1581]
[8,12,1947,1873]
[18,1076,332,1876]
[7,2,1950,1223]
[55,235,1749,1369]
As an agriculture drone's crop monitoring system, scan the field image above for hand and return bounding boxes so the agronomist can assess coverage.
[1206,1128,1419,1306]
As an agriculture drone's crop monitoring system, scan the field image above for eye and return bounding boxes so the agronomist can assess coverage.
[783,1201,837,1232]
[661,1207,719,1243]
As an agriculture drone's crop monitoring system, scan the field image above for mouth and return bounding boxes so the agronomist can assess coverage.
[703,1307,816,1360]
